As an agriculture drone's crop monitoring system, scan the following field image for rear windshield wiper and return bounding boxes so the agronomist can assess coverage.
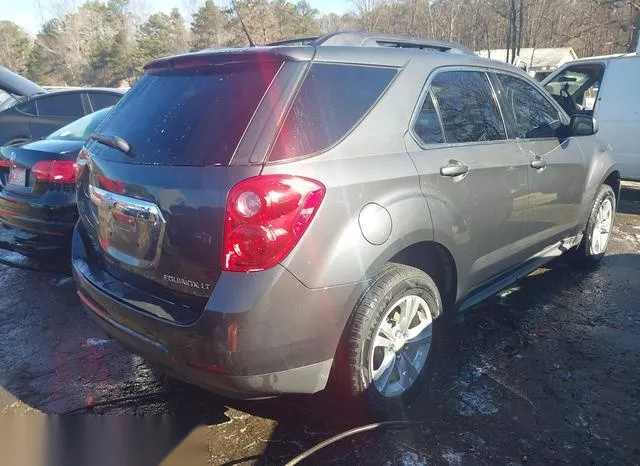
[89,133,134,156]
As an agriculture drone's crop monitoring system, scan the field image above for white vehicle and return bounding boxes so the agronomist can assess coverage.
[542,53,640,181]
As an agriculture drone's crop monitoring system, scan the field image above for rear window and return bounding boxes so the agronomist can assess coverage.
[48,106,112,141]
[269,63,397,161]
[92,62,282,166]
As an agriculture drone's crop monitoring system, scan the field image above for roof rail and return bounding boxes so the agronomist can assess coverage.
[266,31,472,54]
[265,36,320,46]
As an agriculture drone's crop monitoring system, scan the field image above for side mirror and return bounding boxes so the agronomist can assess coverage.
[569,114,598,136]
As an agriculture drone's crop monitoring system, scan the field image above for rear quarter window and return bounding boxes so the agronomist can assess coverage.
[269,63,397,161]
[414,91,445,145]
[92,61,282,166]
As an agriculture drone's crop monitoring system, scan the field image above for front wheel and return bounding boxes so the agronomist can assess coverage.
[573,184,616,265]
[338,263,443,419]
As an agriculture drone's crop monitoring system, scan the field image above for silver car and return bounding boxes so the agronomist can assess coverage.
[72,32,619,418]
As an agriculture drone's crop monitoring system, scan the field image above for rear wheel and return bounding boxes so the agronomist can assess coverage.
[338,263,443,419]
[573,184,616,265]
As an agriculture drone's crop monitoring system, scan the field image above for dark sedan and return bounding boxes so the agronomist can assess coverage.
[0,66,125,146]
[0,107,112,251]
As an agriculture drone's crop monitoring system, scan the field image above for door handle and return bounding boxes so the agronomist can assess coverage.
[440,162,469,177]
[530,158,547,169]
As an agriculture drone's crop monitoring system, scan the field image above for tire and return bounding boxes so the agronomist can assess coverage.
[336,263,444,419]
[572,184,616,266]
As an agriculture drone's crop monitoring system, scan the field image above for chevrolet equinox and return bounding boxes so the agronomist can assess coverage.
[72,32,620,416]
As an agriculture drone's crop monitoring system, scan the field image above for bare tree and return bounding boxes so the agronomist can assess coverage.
[352,0,385,31]
[24,0,640,86]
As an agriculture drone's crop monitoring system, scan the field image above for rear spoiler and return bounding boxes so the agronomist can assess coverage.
[144,48,314,72]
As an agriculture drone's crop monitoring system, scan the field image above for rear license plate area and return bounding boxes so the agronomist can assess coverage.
[89,185,166,269]
[8,167,26,187]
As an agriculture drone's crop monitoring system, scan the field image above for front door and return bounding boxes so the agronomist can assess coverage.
[406,69,530,292]
[495,72,588,247]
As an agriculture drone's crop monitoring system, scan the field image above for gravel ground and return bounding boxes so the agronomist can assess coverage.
[0,184,639,465]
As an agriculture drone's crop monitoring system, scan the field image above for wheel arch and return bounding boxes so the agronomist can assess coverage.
[360,239,458,313]
[602,169,621,206]
[578,148,619,230]
[387,240,458,312]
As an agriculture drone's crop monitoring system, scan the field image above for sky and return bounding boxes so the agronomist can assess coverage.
[0,0,353,35]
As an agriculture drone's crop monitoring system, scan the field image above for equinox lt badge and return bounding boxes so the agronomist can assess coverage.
[163,274,211,291]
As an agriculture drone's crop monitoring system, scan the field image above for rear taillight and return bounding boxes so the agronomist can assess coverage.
[0,159,10,168]
[32,160,76,183]
[222,175,325,272]
[75,148,89,178]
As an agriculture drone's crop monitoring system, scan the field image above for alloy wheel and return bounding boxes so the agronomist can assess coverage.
[590,198,613,255]
[369,295,433,398]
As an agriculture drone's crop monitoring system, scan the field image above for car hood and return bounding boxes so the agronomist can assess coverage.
[0,66,46,98]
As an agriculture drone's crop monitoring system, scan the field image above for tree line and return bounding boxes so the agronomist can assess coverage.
[0,0,638,88]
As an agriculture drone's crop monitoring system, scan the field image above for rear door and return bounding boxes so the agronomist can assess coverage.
[406,68,530,290]
[495,72,587,246]
[30,93,85,139]
[77,58,289,314]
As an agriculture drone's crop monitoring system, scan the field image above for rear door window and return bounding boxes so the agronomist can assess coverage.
[497,73,561,139]
[36,93,84,117]
[269,63,397,161]
[88,92,122,111]
[429,70,506,143]
[92,62,282,166]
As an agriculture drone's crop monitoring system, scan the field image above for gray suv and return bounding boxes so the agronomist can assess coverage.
[72,32,619,416]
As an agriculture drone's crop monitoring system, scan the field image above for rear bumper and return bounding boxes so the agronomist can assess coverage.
[72,224,363,398]
[0,190,76,241]
[76,281,331,398]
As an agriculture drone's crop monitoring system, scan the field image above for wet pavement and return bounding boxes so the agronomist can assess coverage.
[1,184,640,465]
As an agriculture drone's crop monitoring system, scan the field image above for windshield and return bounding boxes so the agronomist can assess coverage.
[545,70,590,95]
[47,106,113,141]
